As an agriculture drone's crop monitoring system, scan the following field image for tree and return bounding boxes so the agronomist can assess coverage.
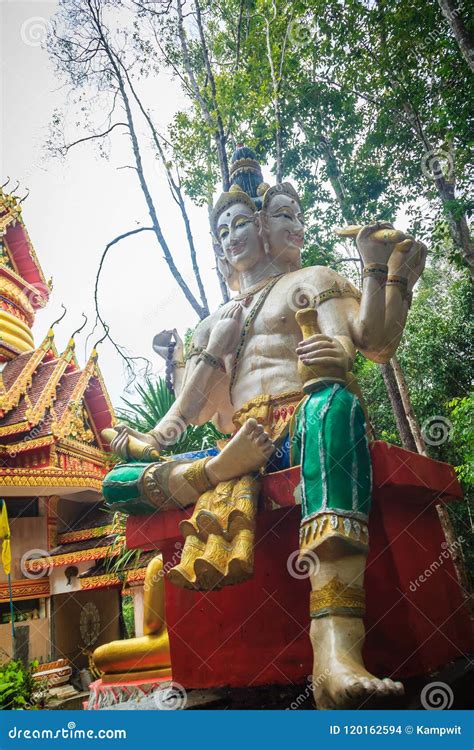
[47,0,211,320]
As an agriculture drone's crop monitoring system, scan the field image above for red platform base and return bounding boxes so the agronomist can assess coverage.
[126,442,472,689]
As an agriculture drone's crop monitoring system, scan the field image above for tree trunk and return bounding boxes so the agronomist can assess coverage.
[389,359,472,605]
[380,361,417,451]
[438,0,474,72]
[120,60,210,317]
[192,0,230,189]
[264,16,284,183]
[375,1,473,276]
[91,10,207,320]
[390,355,427,454]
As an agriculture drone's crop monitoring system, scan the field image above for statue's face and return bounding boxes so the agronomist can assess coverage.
[264,193,304,266]
[217,202,262,272]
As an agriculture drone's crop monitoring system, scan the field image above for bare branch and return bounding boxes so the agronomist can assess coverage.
[59,121,129,155]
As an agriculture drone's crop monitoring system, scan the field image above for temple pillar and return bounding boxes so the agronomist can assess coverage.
[131,587,144,638]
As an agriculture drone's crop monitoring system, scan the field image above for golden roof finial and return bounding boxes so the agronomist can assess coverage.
[50,304,67,331]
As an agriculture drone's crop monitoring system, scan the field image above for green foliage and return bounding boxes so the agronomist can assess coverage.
[117,375,225,454]
[448,395,474,488]
[0,660,39,710]
[121,595,135,639]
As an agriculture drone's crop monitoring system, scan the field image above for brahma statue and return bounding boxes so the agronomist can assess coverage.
[102,147,426,709]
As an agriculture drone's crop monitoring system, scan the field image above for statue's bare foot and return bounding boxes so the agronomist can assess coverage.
[311,617,404,709]
[205,418,274,484]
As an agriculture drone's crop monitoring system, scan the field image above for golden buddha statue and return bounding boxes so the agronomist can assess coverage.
[92,555,171,682]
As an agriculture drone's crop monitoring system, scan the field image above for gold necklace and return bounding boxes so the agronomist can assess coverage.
[230,274,284,401]
[233,273,284,305]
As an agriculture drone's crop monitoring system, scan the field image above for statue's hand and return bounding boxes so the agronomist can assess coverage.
[357,222,408,266]
[152,329,184,363]
[296,334,349,372]
[389,238,428,290]
[111,423,162,459]
[207,303,243,358]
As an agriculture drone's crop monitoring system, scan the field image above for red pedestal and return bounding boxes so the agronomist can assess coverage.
[126,442,472,688]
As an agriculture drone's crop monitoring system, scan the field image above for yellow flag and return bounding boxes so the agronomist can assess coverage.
[0,501,11,576]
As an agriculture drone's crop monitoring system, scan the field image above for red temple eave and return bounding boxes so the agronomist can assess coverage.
[3,220,49,303]
[84,372,116,448]
[0,265,48,309]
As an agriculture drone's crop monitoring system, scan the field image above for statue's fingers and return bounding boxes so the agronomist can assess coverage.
[394,238,415,254]
[297,342,336,355]
[418,243,428,269]
[300,356,340,366]
[300,348,338,361]
[111,432,128,456]
[230,303,243,318]
[297,334,332,346]
[356,221,395,239]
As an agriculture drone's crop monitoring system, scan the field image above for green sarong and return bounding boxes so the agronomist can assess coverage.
[291,383,371,554]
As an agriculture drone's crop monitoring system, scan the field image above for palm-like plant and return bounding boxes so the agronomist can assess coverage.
[117,375,225,455]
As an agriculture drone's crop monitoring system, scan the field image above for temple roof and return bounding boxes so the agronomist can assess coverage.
[0,329,115,498]
[0,329,114,447]
[0,188,49,307]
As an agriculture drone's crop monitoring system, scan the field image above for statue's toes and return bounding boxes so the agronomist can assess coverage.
[343,678,367,701]
[243,418,258,435]
[383,677,404,695]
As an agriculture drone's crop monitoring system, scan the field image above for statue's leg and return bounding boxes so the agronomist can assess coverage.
[148,418,274,508]
[293,384,404,709]
[103,419,274,514]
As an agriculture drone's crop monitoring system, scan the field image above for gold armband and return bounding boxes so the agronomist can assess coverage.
[362,263,388,284]
[313,281,362,307]
[183,457,213,495]
[184,344,204,362]
[310,577,365,619]
[197,350,225,371]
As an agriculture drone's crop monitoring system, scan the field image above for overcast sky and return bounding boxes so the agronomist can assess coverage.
[1,0,248,408]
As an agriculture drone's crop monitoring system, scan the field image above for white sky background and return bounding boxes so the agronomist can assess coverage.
[1,0,237,407]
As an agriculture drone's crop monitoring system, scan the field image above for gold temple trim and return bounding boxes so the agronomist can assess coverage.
[0,577,50,602]
[24,545,121,573]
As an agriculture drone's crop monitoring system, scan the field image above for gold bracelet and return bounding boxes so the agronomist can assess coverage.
[362,263,388,282]
[197,349,225,371]
[183,457,213,495]
[310,577,365,619]
[386,275,409,303]
[386,275,408,287]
